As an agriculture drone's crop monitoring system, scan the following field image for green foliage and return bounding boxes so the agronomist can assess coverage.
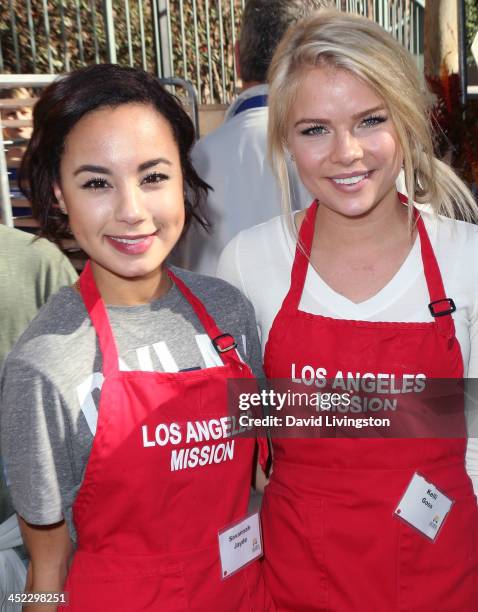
[0,1,242,104]
[0,1,111,73]
[466,0,478,66]
[169,0,242,104]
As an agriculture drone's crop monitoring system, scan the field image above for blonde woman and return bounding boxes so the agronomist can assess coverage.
[218,10,478,610]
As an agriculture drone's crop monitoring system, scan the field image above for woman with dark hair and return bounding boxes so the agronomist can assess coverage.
[0,64,271,611]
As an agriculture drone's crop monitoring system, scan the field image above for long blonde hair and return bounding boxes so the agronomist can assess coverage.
[268,9,477,229]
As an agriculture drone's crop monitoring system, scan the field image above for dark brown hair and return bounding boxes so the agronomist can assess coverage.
[19,64,210,244]
[239,0,333,83]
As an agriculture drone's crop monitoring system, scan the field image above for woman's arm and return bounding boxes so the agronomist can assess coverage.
[19,517,73,612]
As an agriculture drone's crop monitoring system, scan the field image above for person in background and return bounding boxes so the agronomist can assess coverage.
[218,10,478,610]
[0,226,78,368]
[1,87,33,168]
[0,64,271,612]
[1,88,34,216]
[0,225,77,608]
[178,0,332,275]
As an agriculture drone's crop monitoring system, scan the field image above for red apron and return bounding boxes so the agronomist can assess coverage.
[262,202,478,611]
[64,262,272,611]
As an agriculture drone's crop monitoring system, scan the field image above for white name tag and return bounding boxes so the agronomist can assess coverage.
[218,512,263,579]
[394,472,453,541]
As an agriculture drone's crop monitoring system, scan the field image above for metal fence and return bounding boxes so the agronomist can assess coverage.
[0,0,425,104]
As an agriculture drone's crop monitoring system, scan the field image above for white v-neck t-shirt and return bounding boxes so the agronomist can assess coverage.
[217,209,478,497]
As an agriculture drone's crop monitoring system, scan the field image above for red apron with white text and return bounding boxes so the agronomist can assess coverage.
[261,202,478,611]
[64,262,273,611]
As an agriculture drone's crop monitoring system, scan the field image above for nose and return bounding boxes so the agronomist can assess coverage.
[330,130,364,166]
[115,185,147,225]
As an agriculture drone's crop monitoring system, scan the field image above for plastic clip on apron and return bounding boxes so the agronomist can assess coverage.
[64,262,272,611]
[261,201,478,611]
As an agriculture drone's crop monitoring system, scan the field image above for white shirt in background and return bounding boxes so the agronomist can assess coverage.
[178,84,311,275]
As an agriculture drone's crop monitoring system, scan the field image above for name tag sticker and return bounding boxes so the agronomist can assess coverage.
[394,472,454,541]
[218,512,263,579]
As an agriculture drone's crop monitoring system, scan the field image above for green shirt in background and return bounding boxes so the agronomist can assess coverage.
[0,224,77,522]
[0,225,78,368]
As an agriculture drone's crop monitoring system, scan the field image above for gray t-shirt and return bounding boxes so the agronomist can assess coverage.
[0,268,262,540]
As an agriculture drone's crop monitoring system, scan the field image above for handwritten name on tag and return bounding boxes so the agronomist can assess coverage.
[218,512,263,578]
[394,472,453,541]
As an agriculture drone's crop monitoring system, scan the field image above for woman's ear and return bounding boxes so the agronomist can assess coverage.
[53,183,67,214]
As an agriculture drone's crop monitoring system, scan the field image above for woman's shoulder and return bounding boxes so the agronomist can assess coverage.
[420,209,478,301]
[170,266,252,310]
[169,267,259,349]
[421,207,478,249]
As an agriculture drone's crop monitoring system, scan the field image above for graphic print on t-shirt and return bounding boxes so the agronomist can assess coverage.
[76,333,247,435]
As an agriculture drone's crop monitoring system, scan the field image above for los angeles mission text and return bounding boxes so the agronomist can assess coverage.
[142,364,428,471]
[142,417,243,472]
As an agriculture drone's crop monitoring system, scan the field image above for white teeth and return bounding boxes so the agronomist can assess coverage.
[110,236,145,244]
[332,173,367,185]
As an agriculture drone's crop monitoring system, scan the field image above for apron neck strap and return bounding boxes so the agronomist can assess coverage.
[79,261,120,378]
[167,269,244,368]
[414,208,456,338]
[400,193,456,336]
[282,200,318,311]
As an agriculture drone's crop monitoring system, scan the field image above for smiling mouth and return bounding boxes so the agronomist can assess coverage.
[106,232,158,255]
[331,172,370,185]
[107,233,156,245]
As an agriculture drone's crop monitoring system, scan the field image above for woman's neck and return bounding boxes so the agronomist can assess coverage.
[89,263,172,306]
[314,191,410,253]
[302,190,416,304]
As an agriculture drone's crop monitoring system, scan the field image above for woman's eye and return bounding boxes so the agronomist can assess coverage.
[82,177,109,190]
[300,124,328,136]
[361,114,387,128]
[141,172,169,185]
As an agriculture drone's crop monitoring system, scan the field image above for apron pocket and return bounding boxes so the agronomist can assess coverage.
[398,493,478,611]
[64,550,188,611]
[178,542,266,612]
[262,488,328,611]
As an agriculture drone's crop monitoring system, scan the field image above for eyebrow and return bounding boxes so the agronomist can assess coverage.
[294,105,387,128]
[74,164,111,176]
[138,157,172,172]
[73,158,172,177]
